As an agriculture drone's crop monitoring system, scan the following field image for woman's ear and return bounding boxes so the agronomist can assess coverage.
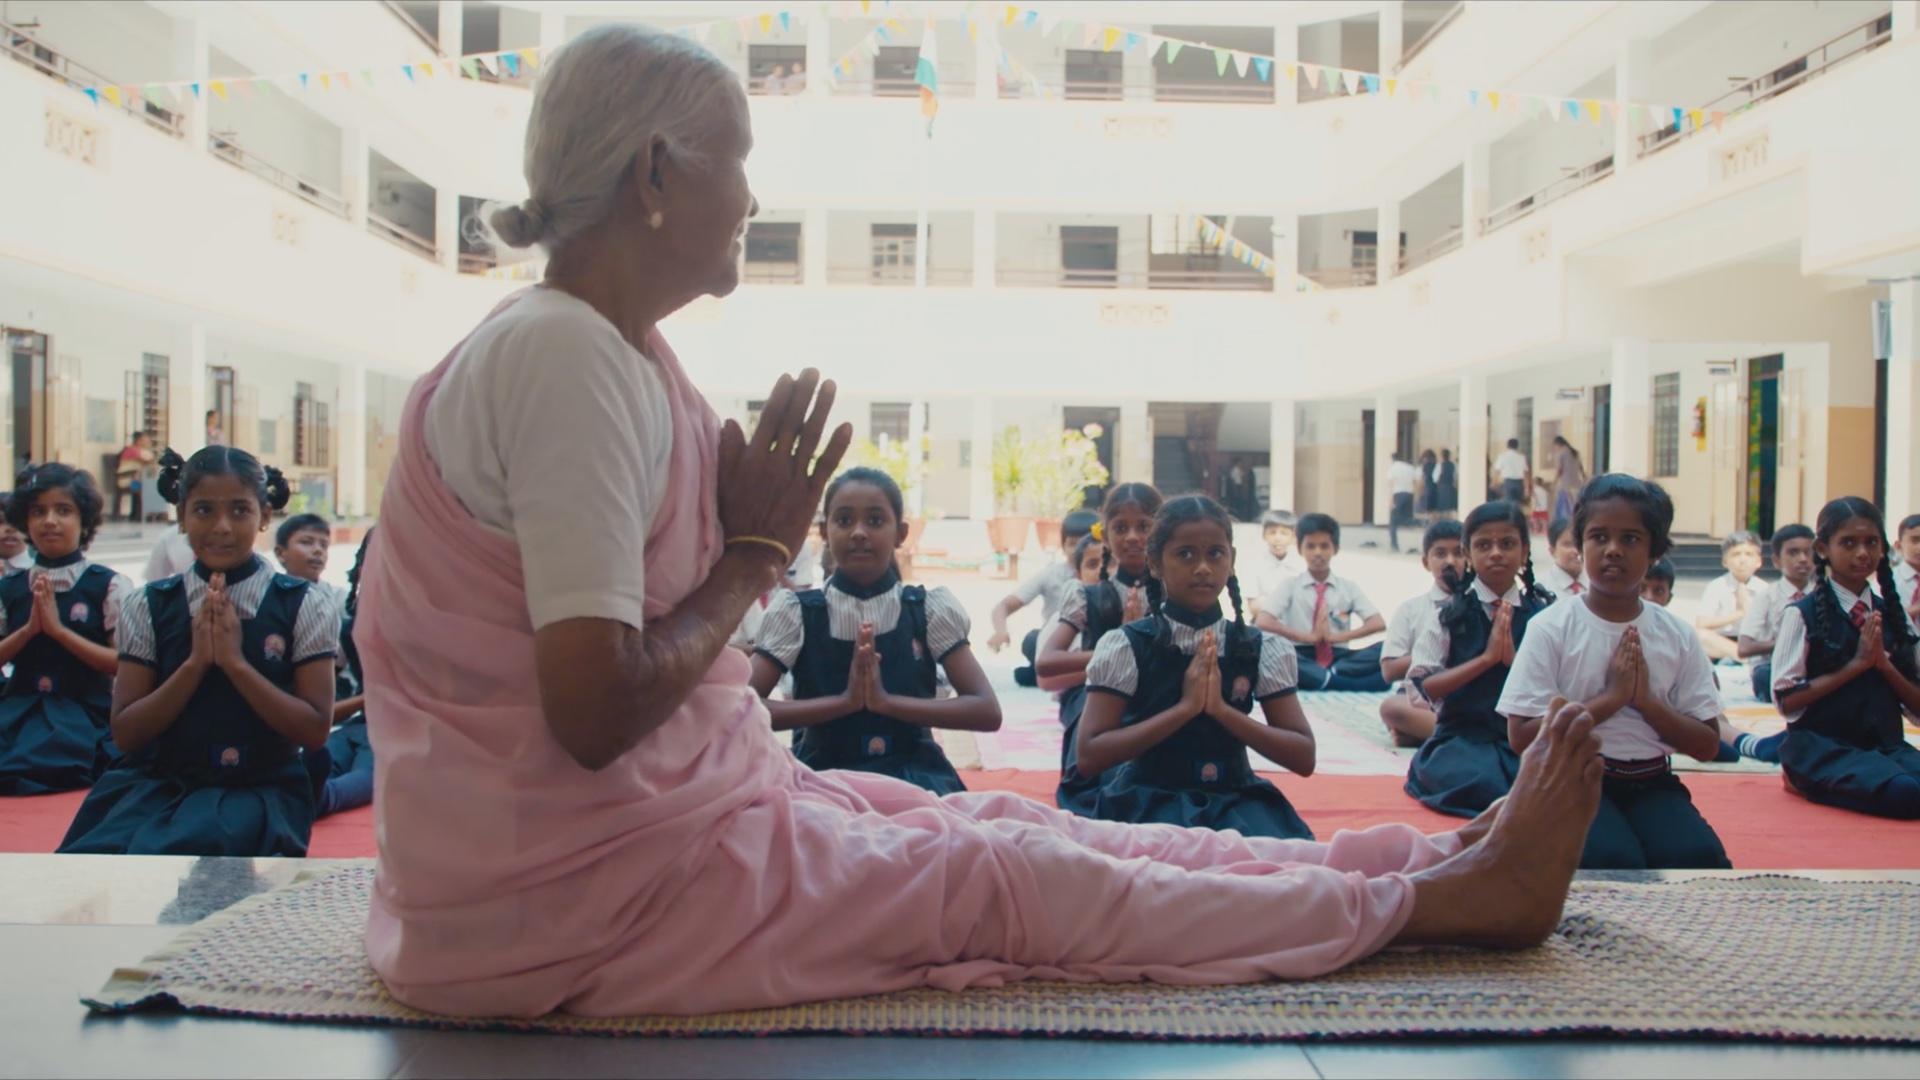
[632,135,669,214]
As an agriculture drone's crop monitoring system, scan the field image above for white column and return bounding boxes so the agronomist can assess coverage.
[337,362,367,518]
[434,184,459,271]
[340,126,369,226]
[1372,392,1397,526]
[1273,19,1298,107]
[1894,1,1919,40]
[806,8,830,99]
[1377,199,1401,282]
[1119,399,1150,483]
[906,398,928,518]
[1379,2,1404,76]
[803,208,828,285]
[1459,373,1488,508]
[169,10,209,150]
[1274,214,1298,295]
[538,7,566,53]
[436,0,463,57]
[1461,142,1490,244]
[1887,281,1920,520]
[972,209,995,288]
[970,394,994,518]
[1267,400,1297,512]
[973,12,998,102]
[1609,338,1652,479]
[176,322,208,456]
[1613,38,1651,173]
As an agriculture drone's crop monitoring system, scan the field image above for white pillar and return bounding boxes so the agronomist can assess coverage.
[1119,399,1151,483]
[972,209,995,288]
[1377,199,1401,281]
[169,10,209,150]
[1894,1,1919,39]
[806,8,830,99]
[176,322,208,457]
[1274,214,1298,295]
[340,126,369,226]
[1460,373,1489,508]
[436,0,463,57]
[970,394,994,518]
[337,362,367,518]
[1372,392,1397,526]
[906,398,927,518]
[434,183,458,271]
[803,208,828,285]
[972,12,997,102]
[1268,400,1297,512]
[1273,19,1298,107]
[1614,38,1651,172]
[1888,281,1920,520]
[1462,142,1490,244]
[1380,2,1404,76]
[1609,338,1651,479]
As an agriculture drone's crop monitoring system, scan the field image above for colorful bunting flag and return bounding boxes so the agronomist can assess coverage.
[1361,73,1379,94]
[502,53,522,77]
[460,58,480,78]
[1487,90,1500,110]
[1165,39,1182,62]
[1214,49,1230,76]
[1252,57,1272,82]
[209,81,228,100]
[101,85,123,106]
[1102,26,1120,51]
[779,11,791,32]
[1340,69,1359,95]
[914,19,938,133]
[757,13,771,33]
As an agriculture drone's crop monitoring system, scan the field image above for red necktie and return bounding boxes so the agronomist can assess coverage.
[1850,599,1869,629]
[1312,581,1334,668]
[1569,580,1583,595]
[1911,577,1919,608]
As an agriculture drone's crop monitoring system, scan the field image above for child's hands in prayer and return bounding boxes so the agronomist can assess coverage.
[854,623,889,710]
[1604,627,1639,710]
[1312,607,1332,645]
[1121,585,1147,624]
[24,575,53,637]
[1181,631,1216,720]
[207,574,245,672]
[1482,602,1515,667]
[1854,612,1887,676]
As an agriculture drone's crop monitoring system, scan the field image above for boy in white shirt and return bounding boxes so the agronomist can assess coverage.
[1895,513,1920,626]
[1242,510,1305,619]
[986,509,1098,687]
[1378,521,1464,746]
[1735,525,1815,704]
[1253,513,1388,691]
[1693,531,1764,662]
[1493,438,1529,506]
[1538,516,1588,599]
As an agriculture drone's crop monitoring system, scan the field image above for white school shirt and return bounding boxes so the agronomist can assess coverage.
[142,531,195,583]
[1240,548,1304,611]
[1387,460,1419,496]
[0,557,136,643]
[117,558,341,667]
[1013,559,1076,623]
[1497,596,1721,762]
[1493,449,1529,485]
[1085,615,1298,701]
[1768,580,1920,722]
[1737,577,1809,653]
[1408,577,1525,689]
[1260,573,1380,638]
[4,550,33,574]
[1538,562,1589,599]
[1383,584,1454,662]
[425,286,672,635]
[1895,562,1920,612]
[1698,572,1761,639]
[753,578,971,671]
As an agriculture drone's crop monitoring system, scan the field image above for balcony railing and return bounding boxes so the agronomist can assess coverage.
[995,267,1276,290]
[1397,227,1464,274]
[368,211,438,260]
[1638,12,1892,159]
[832,76,976,98]
[1300,266,1377,289]
[4,20,185,138]
[750,73,811,96]
[1480,153,1614,236]
[1395,2,1466,74]
[1000,74,1277,104]
[742,260,804,285]
[826,266,973,286]
[457,251,497,274]
[208,132,351,218]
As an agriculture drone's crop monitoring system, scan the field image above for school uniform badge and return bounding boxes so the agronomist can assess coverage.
[866,736,888,757]
[1199,762,1220,784]
[68,602,89,624]
[1231,676,1251,702]
[263,634,287,662]
[219,746,241,768]
[36,676,54,694]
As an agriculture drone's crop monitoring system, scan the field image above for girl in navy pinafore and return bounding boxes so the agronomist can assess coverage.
[0,465,134,794]
[59,447,338,856]
[1075,495,1316,838]
[749,468,999,796]
[1770,497,1920,819]
[1404,500,1552,817]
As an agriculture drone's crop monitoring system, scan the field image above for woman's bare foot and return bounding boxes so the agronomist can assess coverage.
[1452,797,1506,849]
[1395,697,1603,950]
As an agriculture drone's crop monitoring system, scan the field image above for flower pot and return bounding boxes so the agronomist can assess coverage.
[986,515,1033,555]
[1033,517,1063,553]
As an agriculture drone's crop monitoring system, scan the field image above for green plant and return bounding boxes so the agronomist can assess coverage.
[990,426,1030,516]
[841,435,928,512]
[1023,428,1109,518]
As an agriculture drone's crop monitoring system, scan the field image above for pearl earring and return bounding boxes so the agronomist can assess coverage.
[648,211,664,229]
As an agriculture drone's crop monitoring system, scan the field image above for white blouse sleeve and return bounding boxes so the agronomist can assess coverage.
[1054,580,1090,633]
[752,588,805,671]
[1381,600,1419,660]
[103,572,136,644]
[292,585,342,664]
[1407,615,1454,697]
[1084,629,1138,697]
[117,586,157,666]
[923,586,971,660]
[1255,634,1299,700]
[1770,606,1811,721]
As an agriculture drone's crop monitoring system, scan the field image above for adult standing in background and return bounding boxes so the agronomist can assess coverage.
[204,409,226,447]
[1494,438,1529,505]
[1388,453,1420,552]
[1417,449,1439,522]
[1436,448,1458,520]
[115,431,152,520]
[1550,436,1587,520]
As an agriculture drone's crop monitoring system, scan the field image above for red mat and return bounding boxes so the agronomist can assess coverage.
[4,772,1912,868]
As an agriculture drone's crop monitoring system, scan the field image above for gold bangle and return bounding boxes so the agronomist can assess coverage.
[725,535,792,566]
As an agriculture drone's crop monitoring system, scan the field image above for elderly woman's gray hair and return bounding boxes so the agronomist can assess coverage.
[489,25,740,251]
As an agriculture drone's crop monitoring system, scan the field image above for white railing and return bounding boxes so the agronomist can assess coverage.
[208,132,351,219]
[742,260,805,284]
[999,73,1275,104]
[832,76,977,98]
[994,266,1275,290]
[367,211,438,260]
[1397,227,1463,274]
[1480,153,1614,236]
[1395,2,1466,74]
[3,21,185,138]
[1300,265,1377,289]
[825,266,973,286]
[1638,13,1893,159]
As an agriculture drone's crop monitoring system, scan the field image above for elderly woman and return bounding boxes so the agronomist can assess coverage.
[359,25,1606,1019]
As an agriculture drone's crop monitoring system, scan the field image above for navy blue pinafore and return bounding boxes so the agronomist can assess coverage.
[788,583,966,796]
[1056,573,1143,815]
[1778,592,1920,819]
[0,557,119,794]
[1084,613,1313,839]
[1404,593,1544,818]
[59,563,322,855]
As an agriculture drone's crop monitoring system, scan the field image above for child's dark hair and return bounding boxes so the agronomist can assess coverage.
[1259,509,1296,530]
[1095,482,1165,614]
[274,513,330,550]
[157,447,292,513]
[1421,519,1463,555]
[1808,497,1919,685]
[1646,558,1676,590]
[345,527,374,619]
[1441,500,1548,634]
[822,467,903,523]
[1547,516,1573,547]
[1071,531,1102,567]
[6,463,105,550]
[1771,524,1814,555]
[1062,508,1100,543]
[1721,530,1761,556]
[1571,474,1674,562]
[1295,512,1339,548]
[1898,513,1920,538]
[1145,494,1253,659]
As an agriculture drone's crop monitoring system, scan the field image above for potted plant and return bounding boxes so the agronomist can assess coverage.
[1024,425,1111,550]
[987,426,1037,555]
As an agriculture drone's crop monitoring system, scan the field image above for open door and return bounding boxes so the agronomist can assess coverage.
[1709,368,1747,538]
[1360,409,1377,524]
[1775,366,1804,530]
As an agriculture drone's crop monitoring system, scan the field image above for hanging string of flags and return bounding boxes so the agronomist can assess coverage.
[826,15,908,84]
[1193,217,1326,293]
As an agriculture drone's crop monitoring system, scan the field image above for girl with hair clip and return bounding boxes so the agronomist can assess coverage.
[1404,501,1552,817]
[59,447,339,856]
[1499,475,1731,869]
[1035,482,1164,813]
[0,463,136,794]
[749,468,999,795]
[1769,497,1920,819]
[1076,495,1316,838]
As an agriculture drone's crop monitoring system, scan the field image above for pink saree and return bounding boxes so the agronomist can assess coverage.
[359,294,1460,1017]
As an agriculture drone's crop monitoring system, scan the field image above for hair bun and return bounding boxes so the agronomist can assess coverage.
[262,466,293,512]
[489,200,547,249]
[156,448,186,506]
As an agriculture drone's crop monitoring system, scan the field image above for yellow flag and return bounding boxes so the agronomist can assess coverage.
[1102,26,1119,51]
[421,62,435,78]
[320,72,332,89]
[210,80,228,99]
[1286,63,1298,82]
[1584,99,1601,123]
[1688,108,1703,129]
[1488,91,1500,110]
[1004,4,1017,25]
[519,48,539,70]
[757,13,771,33]
[102,85,124,106]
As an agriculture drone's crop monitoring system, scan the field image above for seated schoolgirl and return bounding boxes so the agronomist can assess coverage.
[0,497,33,575]
[58,447,338,856]
[1034,483,1163,812]
[1769,497,1920,819]
[1499,475,1731,869]
[1404,501,1551,817]
[1076,495,1315,839]
[0,465,134,794]
[1378,520,1464,748]
[749,467,999,796]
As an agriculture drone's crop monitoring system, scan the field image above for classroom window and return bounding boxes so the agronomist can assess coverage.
[870,402,911,444]
[873,46,920,97]
[744,222,802,284]
[293,381,314,467]
[210,366,236,445]
[1515,396,1534,464]
[1061,225,1119,286]
[1653,373,1680,477]
[137,353,169,448]
[870,224,918,283]
[1064,49,1123,100]
[314,400,332,469]
[748,44,806,95]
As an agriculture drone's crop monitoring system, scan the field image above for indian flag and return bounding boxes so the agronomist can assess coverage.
[914,23,938,130]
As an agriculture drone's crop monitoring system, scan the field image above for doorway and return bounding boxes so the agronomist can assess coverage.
[1591,384,1612,475]
[1360,409,1377,524]
[5,329,48,472]
[1747,355,1782,538]
[1063,405,1119,510]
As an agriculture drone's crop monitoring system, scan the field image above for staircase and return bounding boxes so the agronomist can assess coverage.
[1667,536,1731,581]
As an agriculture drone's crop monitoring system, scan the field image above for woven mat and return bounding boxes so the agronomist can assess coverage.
[85,866,1920,1043]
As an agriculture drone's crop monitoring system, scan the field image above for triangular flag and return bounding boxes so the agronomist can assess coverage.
[1688,108,1703,129]
[1233,51,1250,77]
[1341,69,1359,95]
[233,78,253,97]
[1384,77,1396,96]
[476,54,496,76]
[519,48,538,70]
[361,68,374,86]
[1165,39,1183,62]
[1124,32,1141,52]
[400,66,413,83]
[1361,73,1379,93]
[1300,63,1318,86]
[1584,99,1601,123]
[1326,68,1342,93]
[1670,106,1683,128]
[1004,4,1017,25]
[1565,99,1581,121]
[757,13,771,33]
[779,11,791,32]
[502,52,522,76]
[1025,10,1039,28]
[1710,110,1724,130]
[861,0,870,11]
[460,58,480,78]
[420,62,435,79]
[101,85,123,106]
[209,80,228,100]
[1081,22,1099,48]
[1285,63,1297,82]
[320,72,333,89]
[1102,26,1120,51]
[1252,57,1272,82]
[1214,48,1230,76]
[1468,89,1479,108]
[1488,90,1500,110]
[144,83,169,107]
[83,87,99,104]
